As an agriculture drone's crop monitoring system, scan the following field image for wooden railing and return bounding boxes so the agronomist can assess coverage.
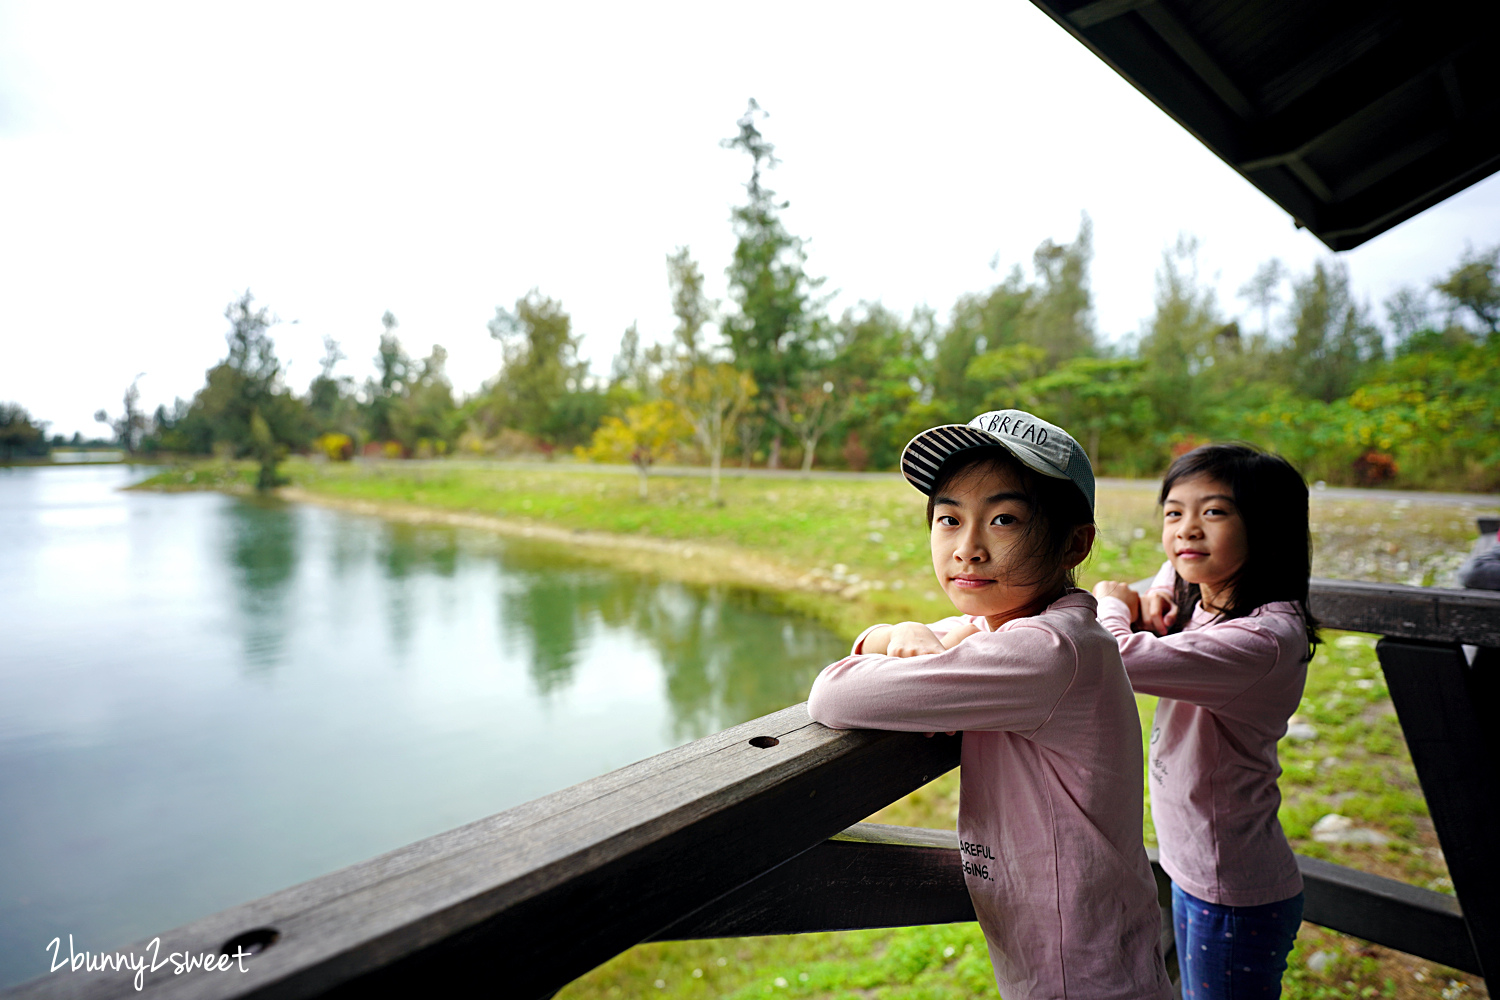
[5,579,1498,998]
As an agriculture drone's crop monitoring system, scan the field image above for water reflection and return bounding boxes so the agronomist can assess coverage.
[223,497,299,669]
[0,466,849,987]
[492,544,834,731]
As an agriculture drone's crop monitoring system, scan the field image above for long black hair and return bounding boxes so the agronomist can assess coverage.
[1161,443,1320,658]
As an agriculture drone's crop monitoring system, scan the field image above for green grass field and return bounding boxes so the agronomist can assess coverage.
[136,458,1497,999]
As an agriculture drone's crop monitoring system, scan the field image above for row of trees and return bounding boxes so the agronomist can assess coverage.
[576,100,1500,493]
[10,101,1498,492]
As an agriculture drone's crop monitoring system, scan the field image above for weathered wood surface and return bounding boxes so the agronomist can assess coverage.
[1378,639,1500,979]
[657,822,1480,975]
[652,823,973,939]
[1128,578,1500,648]
[1,708,960,1000]
[1310,578,1500,647]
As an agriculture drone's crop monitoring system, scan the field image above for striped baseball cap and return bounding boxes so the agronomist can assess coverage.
[899,409,1095,511]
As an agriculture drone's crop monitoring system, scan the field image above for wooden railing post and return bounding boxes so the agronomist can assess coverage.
[1377,638,1500,979]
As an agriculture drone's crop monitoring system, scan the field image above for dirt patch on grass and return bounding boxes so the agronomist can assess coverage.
[282,487,831,597]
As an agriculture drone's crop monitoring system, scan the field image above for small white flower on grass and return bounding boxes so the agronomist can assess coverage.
[774,976,788,987]
[943,946,956,958]
[654,979,666,989]
[692,968,703,978]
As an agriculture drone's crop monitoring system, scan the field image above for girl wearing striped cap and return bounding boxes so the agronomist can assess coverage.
[808,409,1171,1000]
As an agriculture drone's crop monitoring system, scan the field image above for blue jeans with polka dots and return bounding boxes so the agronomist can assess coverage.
[1171,883,1303,999]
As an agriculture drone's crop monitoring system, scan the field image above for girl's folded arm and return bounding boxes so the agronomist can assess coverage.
[807,624,1075,734]
[854,616,968,655]
[1096,596,1278,708]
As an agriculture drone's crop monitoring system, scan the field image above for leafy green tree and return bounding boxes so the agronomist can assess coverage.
[660,246,756,497]
[393,345,458,455]
[608,323,649,397]
[1025,214,1096,364]
[668,246,714,360]
[826,303,934,469]
[94,374,147,453]
[1284,260,1383,402]
[363,312,411,445]
[487,291,582,428]
[1136,236,1227,431]
[943,220,1095,417]
[1022,356,1148,466]
[1433,244,1500,335]
[0,403,47,461]
[967,344,1049,411]
[484,290,596,451]
[940,269,1032,418]
[142,397,209,454]
[1238,258,1286,337]
[1383,285,1437,349]
[190,290,309,488]
[308,336,359,439]
[721,100,824,467]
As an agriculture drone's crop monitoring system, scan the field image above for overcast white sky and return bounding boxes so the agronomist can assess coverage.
[3,1,1498,438]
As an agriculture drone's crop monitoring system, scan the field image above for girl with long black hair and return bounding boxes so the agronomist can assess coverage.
[1093,443,1320,999]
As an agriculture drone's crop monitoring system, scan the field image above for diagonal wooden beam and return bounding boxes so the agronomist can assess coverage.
[1065,0,1152,30]
[1134,2,1255,119]
[657,823,1481,975]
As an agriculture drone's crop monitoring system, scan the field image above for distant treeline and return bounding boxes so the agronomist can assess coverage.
[5,102,1498,491]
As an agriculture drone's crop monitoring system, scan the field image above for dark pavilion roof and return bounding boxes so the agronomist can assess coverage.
[1028,0,1500,250]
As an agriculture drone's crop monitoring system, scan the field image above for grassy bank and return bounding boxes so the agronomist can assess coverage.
[136,459,1497,999]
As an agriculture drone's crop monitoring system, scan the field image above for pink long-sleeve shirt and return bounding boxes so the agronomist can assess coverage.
[807,591,1171,1000]
[1096,561,1308,907]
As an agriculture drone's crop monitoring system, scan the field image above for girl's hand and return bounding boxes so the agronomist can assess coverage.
[885,622,947,658]
[941,621,979,649]
[1140,590,1178,635]
[1092,581,1141,621]
[878,622,971,736]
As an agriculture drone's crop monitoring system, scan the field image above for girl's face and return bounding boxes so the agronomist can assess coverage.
[1161,474,1249,593]
[929,461,1089,624]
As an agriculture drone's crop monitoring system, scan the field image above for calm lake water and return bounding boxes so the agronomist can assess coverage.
[0,466,848,988]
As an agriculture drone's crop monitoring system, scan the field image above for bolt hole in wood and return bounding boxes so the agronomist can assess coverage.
[221,927,280,957]
[748,736,780,748]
